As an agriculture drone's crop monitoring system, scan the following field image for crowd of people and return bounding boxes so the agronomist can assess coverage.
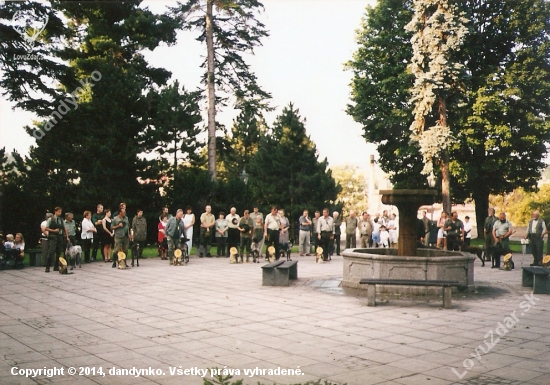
[6,201,549,272]
[36,203,146,272]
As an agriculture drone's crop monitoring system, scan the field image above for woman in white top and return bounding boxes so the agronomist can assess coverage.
[81,210,96,263]
[182,206,195,251]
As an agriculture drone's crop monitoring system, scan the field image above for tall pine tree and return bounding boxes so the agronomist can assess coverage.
[171,0,271,180]
[248,103,340,222]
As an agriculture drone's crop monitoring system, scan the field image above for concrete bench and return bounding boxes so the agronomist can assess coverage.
[521,267,550,294]
[27,249,41,267]
[359,279,461,309]
[262,260,298,286]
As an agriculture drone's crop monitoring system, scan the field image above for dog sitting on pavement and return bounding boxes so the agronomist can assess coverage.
[65,242,82,270]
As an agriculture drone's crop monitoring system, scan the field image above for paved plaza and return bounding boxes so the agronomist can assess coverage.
[1,251,549,385]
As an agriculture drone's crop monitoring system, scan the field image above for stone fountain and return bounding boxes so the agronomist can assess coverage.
[342,189,475,294]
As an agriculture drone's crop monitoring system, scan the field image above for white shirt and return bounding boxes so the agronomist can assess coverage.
[226,214,240,229]
[464,221,473,239]
[380,230,390,245]
[387,219,397,232]
[81,218,95,239]
[317,216,334,233]
[265,213,280,231]
[372,222,381,235]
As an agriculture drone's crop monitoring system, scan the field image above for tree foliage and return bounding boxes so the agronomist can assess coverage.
[347,0,550,236]
[247,103,341,223]
[332,165,368,217]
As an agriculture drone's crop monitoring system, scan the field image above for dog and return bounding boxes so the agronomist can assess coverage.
[280,241,292,261]
[58,256,68,274]
[490,245,514,269]
[459,245,485,267]
[251,238,261,263]
[65,243,82,269]
[502,253,514,270]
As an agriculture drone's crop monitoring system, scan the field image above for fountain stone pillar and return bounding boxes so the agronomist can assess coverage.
[380,189,437,256]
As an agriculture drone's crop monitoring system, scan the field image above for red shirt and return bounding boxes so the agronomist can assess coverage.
[158,221,166,243]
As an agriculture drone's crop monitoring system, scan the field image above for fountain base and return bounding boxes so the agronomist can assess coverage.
[342,248,475,295]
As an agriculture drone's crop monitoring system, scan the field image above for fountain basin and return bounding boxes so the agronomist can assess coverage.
[342,248,475,295]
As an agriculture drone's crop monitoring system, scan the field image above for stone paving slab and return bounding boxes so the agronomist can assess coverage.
[1,252,549,385]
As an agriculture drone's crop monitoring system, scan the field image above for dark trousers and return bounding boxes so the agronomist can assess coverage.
[92,236,104,261]
[240,237,251,257]
[345,233,356,249]
[266,229,279,259]
[530,235,544,265]
[82,238,92,263]
[133,240,145,259]
[331,233,341,255]
[320,231,332,261]
[447,234,461,251]
[216,237,227,257]
[47,236,63,271]
[199,228,212,256]
[484,232,494,260]
[311,232,319,253]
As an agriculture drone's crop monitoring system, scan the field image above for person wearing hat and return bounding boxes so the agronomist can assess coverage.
[239,210,254,261]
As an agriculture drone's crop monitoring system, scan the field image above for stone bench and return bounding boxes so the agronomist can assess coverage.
[521,267,550,294]
[359,279,461,309]
[262,260,298,286]
[27,249,41,267]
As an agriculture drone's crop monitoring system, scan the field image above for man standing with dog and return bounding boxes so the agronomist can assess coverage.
[111,208,130,268]
[165,209,184,265]
[526,210,546,267]
[45,207,65,273]
[492,212,513,269]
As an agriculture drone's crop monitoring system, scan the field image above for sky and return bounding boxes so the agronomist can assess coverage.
[0,0,378,169]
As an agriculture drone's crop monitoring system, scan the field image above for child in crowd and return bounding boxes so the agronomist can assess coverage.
[379,225,390,248]
[4,234,14,249]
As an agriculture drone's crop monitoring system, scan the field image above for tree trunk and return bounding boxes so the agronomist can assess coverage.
[438,96,451,213]
[206,0,216,181]
[473,188,490,240]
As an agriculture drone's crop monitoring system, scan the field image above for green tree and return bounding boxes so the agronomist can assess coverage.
[220,100,268,178]
[141,80,204,178]
[247,103,341,225]
[332,165,368,217]
[171,0,271,181]
[347,0,550,237]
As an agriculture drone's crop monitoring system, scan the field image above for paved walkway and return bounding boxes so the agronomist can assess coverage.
[1,251,548,385]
